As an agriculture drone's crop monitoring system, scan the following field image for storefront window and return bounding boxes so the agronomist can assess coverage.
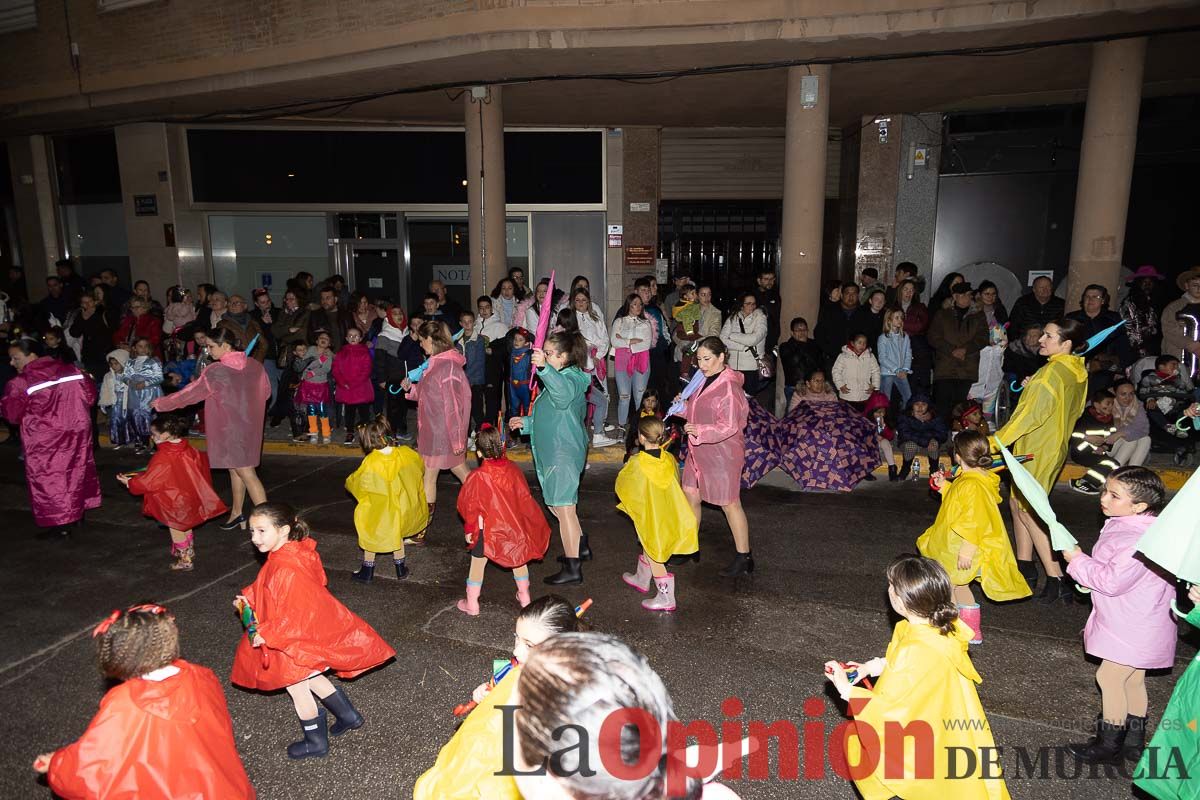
[208,214,329,302]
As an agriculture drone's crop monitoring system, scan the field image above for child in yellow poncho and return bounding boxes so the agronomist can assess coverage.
[344,415,428,583]
[413,595,582,800]
[917,430,1031,643]
[617,416,699,613]
[825,555,1012,800]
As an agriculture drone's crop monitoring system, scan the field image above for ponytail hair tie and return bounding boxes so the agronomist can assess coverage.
[479,423,494,431]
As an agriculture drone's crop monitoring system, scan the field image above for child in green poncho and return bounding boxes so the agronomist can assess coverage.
[1134,584,1200,799]
[508,331,592,586]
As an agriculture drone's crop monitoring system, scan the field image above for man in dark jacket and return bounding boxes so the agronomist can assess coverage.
[751,269,782,354]
[307,286,345,349]
[1008,276,1065,338]
[777,316,823,408]
[815,282,870,369]
[926,282,988,419]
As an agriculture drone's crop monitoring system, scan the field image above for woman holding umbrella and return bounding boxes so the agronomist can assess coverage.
[992,318,1089,603]
[153,327,271,530]
[679,336,752,577]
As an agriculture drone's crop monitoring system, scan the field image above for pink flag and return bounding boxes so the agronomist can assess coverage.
[532,270,556,351]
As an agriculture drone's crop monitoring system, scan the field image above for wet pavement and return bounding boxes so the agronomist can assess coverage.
[0,446,1194,799]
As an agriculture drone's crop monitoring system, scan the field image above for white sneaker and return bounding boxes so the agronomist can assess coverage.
[592,433,621,448]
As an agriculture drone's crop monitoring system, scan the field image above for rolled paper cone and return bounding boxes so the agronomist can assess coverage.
[575,598,593,617]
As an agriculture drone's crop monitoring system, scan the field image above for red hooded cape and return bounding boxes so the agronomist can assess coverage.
[456,457,551,568]
[48,660,255,800]
[127,439,228,530]
[231,538,395,691]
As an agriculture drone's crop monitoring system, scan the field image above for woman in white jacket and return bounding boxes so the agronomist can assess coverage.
[611,294,657,427]
[720,293,768,394]
[572,288,619,446]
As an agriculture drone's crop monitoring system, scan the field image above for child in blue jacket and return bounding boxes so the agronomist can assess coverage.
[877,309,913,409]
[896,394,948,480]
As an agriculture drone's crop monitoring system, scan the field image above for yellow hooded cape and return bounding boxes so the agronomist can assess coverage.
[993,353,1087,497]
[413,666,521,800]
[916,470,1031,601]
[615,450,699,563]
[847,620,1011,800]
[344,446,428,553]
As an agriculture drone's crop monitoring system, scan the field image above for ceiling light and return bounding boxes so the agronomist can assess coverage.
[287,173,296,178]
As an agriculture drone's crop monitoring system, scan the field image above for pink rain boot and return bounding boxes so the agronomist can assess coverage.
[457,580,482,616]
[958,603,982,644]
[641,574,677,612]
[622,554,652,593]
[514,574,531,608]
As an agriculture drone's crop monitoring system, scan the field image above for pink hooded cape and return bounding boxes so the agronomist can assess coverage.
[332,342,375,405]
[154,352,270,469]
[681,367,749,506]
[1066,513,1178,669]
[407,348,471,470]
[1,357,101,526]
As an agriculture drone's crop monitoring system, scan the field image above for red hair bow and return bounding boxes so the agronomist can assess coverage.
[92,610,121,638]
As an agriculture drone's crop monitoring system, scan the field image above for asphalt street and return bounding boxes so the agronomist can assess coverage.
[0,447,1194,799]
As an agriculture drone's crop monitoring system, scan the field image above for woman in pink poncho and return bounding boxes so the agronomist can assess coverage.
[402,320,471,543]
[153,327,270,531]
[680,336,752,578]
[2,338,101,537]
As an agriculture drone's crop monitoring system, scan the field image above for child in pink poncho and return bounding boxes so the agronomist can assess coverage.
[332,327,375,447]
[402,320,472,544]
[1061,465,1176,766]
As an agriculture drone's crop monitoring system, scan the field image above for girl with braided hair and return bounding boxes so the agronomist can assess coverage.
[33,603,254,799]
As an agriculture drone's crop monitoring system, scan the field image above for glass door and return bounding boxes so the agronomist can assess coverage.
[348,246,402,304]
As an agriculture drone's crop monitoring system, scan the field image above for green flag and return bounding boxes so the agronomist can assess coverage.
[1137,466,1200,590]
[996,437,1078,551]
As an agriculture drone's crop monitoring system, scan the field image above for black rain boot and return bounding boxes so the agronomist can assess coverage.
[897,458,913,481]
[320,686,364,736]
[1038,576,1072,604]
[888,465,898,482]
[286,709,330,759]
[1067,718,1127,765]
[351,561,375,583]
[394,558,409,579]
[719,551,755,578]
[543,556,583,586]
[862,471,877,482]
[1123,714,1147,762]
[1016,559,1039,590]
[578,533,593,562]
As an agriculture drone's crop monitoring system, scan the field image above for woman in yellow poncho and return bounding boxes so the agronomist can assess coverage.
[825,555,1011,800]
[616,416,699,613]
[343,416,428,582]
[917,431,1031,644]
[992,319,1088,604]
[414,595,582,800]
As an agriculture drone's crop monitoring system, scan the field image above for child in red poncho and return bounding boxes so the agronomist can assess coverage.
[118,414,228,571]
[454,424,551,615]
[231,503,396,760]
[34,603,255,799]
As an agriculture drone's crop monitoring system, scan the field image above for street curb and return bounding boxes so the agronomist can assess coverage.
[94,435,1191,489]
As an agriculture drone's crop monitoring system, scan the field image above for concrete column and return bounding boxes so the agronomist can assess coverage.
[465,85,507,302]
[6,135,60,299]
[1065,38,1145,310]
[114,123,181,292]
[780,65,830,343]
